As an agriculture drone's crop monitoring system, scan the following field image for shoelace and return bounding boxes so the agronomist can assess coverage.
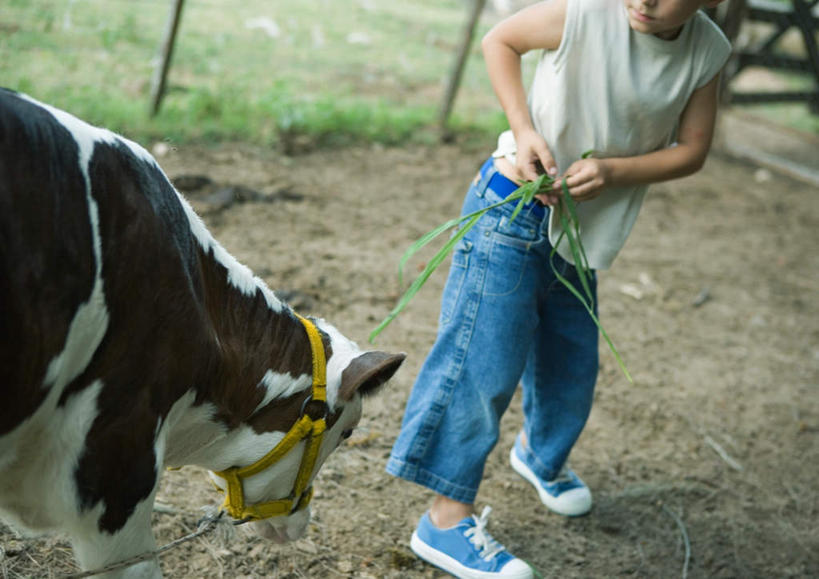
[463,506,505,561]
[550,465,573,484]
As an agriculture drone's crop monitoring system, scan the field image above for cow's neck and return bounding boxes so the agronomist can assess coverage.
[163,245,316,469]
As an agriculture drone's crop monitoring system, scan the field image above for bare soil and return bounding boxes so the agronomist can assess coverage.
[2,124,818,578]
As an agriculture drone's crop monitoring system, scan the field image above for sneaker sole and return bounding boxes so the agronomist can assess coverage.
[410,531,533,579]
[509,448,591,517]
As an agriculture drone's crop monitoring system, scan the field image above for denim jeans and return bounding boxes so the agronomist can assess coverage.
[386,159,599,504]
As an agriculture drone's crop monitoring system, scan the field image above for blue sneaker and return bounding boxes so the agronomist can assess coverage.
[410,506,533,579]
[510,434,592,516]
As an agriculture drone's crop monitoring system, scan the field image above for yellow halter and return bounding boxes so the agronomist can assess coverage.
[212,314,328,521]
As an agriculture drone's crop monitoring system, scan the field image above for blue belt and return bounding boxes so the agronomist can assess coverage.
[480,158,546,220]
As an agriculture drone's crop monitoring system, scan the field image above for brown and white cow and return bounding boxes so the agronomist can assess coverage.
[0,88,404,577]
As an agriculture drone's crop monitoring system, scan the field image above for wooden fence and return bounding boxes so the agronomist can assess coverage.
[714,0,819,113]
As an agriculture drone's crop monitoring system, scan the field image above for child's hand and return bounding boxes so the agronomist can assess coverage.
[514,130,561,206]
[515,129,558,182]
[553,158,611,202]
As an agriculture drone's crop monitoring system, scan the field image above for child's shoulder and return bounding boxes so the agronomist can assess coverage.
[690,9,732,47]
[684,9,732,67]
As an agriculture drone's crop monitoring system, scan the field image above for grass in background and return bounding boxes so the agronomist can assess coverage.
[0,0,512,147]
[0,0,815,148]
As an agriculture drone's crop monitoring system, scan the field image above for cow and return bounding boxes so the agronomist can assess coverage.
[0,87,405,578]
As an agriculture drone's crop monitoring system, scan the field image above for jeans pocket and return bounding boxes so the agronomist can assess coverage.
[440,238,472,325]
[484,215,537,297]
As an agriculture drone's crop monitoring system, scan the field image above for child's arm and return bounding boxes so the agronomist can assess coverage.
[481,0,566,187]
[552,73,723,202]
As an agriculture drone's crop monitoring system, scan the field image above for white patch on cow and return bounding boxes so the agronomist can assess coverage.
[174,193,212,250]
[205,427,290,480]
[315,319,363,410]
[254,370,312,413]
[112,133,162,167]
[49,381,105,525]
[58,379,104,468]
[212,243,257,294]
[163,393,227,468]
[0,380,103,531]
[69,494,160,579]
[21,93,154,167]
[19,94,113,394]
[21,94,119,168]
[174,186,285,313]
[44,276,109,392]
[231,435,304,504]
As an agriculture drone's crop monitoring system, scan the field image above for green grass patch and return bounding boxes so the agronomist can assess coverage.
[1,0,814,147]
[0,0,507,147]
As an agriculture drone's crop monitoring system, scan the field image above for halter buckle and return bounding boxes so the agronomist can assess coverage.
[300,394,328,422]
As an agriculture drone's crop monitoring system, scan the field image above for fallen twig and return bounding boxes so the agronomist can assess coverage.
[704,435,744,471]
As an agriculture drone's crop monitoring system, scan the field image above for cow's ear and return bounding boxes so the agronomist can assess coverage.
[338,351,405,402]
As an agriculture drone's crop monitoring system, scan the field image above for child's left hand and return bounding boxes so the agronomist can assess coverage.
[552,158,611,202]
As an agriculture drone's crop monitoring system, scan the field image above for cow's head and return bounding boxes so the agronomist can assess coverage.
[208,317,404,543]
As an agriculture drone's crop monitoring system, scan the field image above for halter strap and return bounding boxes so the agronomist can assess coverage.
[212,314,327,521]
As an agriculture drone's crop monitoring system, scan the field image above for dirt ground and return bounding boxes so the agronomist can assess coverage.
[2,117,818,578]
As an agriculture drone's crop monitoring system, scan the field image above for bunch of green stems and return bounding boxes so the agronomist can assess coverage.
[370,168,632,383]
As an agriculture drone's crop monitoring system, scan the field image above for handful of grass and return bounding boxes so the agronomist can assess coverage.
[370,167,632,383]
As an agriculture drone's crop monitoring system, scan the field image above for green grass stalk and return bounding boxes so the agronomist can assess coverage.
[370,169,633,383]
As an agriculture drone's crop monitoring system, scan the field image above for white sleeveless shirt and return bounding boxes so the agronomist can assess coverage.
[492,0,731,269]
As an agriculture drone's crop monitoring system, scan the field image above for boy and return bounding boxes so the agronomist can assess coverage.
[387,0,730,577]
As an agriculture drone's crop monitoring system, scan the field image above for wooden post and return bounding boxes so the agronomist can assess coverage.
[149,0,186,117]
[709,0,749,104]
[438,0,488,140]
[792,0,819,113]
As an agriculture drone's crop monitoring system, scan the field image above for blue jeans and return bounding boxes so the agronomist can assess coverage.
[386,158,599,504]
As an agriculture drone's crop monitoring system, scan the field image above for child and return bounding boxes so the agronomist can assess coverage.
[387,0,730,577]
